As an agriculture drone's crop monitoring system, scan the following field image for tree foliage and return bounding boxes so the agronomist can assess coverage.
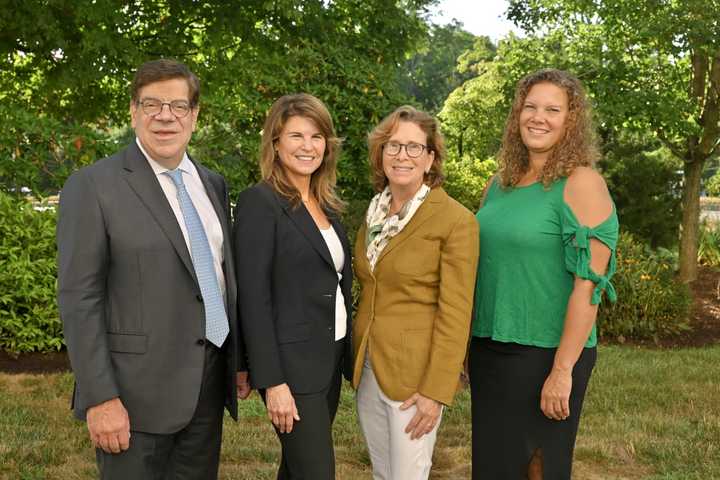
[400,21,476,114]
[600,133,683,249]
[0,0,434,209]
[439,36,502,162]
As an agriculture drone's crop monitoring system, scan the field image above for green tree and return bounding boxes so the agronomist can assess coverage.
[401,21,476,113]
[600,133,683,249]
[439,36,502,162]
[1,0,434,214]
[508,0,720,281]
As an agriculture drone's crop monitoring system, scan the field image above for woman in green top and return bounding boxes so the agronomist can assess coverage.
[469,69,618,480]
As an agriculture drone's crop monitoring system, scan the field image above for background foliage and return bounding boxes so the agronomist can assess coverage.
[0,193,60,353]
[2,1,719,353]
[598,233,691,341]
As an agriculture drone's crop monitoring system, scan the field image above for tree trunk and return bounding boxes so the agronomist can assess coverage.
[678,158,704,282]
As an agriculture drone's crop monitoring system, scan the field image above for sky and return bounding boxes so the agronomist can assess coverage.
[429,0,524,41]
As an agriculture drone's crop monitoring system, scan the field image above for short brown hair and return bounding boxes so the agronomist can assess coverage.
[367,106,445,192]
[130,59,200,107]
[259,93,344,213]
[497,68,599,188]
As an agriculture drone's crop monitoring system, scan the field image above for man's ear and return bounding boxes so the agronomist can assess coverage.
[191,105,200,132]
[130,101,138,129]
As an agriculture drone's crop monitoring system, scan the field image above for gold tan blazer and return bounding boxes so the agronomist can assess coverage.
[352,187,479,405]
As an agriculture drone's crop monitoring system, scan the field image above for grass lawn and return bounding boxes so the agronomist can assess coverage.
[1,345,718,479]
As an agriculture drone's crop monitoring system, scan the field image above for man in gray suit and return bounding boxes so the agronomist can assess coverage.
[57,59,250,479]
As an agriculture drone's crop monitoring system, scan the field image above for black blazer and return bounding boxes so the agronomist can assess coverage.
[233,182,353,394]
[57,142,243,434]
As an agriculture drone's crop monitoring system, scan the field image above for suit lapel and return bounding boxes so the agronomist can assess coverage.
[279,196,334,268]
[121,143,198,285]
[375,187,446,267]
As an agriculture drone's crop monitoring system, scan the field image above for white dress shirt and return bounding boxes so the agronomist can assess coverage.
[136,138,226,299]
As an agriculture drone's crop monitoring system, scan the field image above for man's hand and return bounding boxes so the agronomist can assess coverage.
[86,397,131,454]
[400,393,442,440]
[236,371,252,400]
[265,383,300,434]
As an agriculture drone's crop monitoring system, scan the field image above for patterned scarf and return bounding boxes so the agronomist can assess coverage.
[365,184,430,271]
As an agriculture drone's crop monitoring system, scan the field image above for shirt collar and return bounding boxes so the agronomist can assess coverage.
[136,137,193,176]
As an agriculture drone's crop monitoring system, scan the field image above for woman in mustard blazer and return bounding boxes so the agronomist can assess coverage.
[352,106,479,480]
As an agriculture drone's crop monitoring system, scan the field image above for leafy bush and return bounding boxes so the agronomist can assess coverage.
[706,171,720,197]
[598,232,691,341]
[443,156,496,211]
[698,221,720,267]
[0,192,61,354]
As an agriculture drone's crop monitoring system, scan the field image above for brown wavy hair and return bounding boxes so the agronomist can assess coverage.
[497,69,600,188]
[367,105,445,192]
[259,93,344,213]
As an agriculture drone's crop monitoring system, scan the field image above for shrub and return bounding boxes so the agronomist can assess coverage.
[698,221,720,267]
[0,192,61,354]
[598,232,691,341]
[706,171,720,197]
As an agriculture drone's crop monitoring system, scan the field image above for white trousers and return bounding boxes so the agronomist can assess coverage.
[356,362,443,480]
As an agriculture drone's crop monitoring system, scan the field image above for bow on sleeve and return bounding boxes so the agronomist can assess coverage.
[563,224,617,305]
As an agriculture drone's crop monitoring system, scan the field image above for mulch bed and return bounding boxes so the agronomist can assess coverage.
[1,267,718,374]
[0,349,70,374]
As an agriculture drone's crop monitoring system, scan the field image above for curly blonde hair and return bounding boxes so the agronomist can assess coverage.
[497,69,600,188]
[367,106,445,192]
[259,93,344,213]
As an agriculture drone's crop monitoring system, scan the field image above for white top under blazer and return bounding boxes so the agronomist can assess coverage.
[320,225,347,341]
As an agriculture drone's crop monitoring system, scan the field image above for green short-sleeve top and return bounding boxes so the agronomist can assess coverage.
[471,177,619,348]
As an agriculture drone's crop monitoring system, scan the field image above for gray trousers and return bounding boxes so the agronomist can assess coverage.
[96,343,226,480]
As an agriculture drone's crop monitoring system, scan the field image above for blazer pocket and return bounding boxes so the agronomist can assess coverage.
[277,322,312,344]
[107,333,147,354]
[400,329,432,389]
[393,237,440,277]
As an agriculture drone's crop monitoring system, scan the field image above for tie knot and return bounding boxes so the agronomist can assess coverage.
[165,169,185,187]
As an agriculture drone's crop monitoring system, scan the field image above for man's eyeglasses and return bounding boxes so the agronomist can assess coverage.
[383,141,429,158]
[137,98,193,118]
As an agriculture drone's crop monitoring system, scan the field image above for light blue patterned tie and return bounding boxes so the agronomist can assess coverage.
[165,169,229,347]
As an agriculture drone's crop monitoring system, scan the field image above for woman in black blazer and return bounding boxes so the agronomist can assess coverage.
[233,93,352,479]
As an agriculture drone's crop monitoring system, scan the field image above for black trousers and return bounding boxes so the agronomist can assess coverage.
[262,340,344,480]
[469,337,596,480]
[96,342,227,480]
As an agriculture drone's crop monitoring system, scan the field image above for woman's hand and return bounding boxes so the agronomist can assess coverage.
[400,393,442,440]
[265,383,300,433]
[540,367,572,420]
[236,371,252,400]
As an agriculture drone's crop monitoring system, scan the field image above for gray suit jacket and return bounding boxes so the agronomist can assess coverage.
[57,142,243,434]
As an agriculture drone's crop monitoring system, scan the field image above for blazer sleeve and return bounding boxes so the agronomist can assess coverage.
[57,169,119,412]
[418,209,479,405]
[219,178,248,371]
[232,186,285,389]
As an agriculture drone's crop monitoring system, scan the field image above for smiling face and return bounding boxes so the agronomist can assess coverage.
[130,78,199,169]
[275,115,326,188]
[519,82,569,161]
[382,121,434,196]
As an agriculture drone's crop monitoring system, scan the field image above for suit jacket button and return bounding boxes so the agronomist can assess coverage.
[196,294,203,302]
[196,339,205,346]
